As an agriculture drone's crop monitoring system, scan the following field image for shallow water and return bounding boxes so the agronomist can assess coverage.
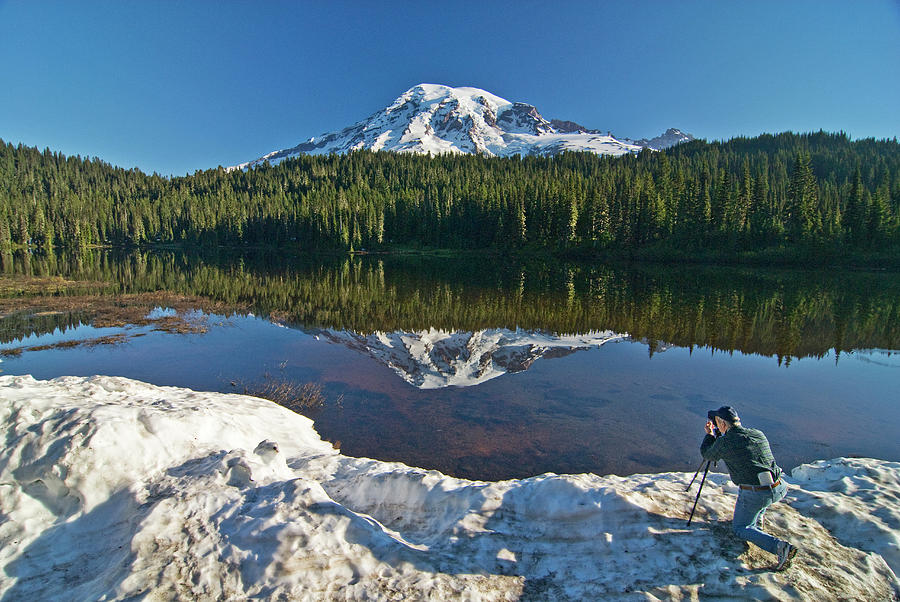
[1,250,898,480]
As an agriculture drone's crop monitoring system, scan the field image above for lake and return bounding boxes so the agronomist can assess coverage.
[1,249,898,480]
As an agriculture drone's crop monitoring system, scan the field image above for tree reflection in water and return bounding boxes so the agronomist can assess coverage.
[2,249,897,365]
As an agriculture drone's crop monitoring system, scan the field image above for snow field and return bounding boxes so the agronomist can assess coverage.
[1,375,897,600]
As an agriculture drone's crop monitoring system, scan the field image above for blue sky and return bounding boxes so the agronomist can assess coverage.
[2,0,898,176]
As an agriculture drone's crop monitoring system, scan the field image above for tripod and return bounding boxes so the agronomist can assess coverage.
[685,458,711,526]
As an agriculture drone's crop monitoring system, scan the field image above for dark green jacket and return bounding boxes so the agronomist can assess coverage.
[701,425,782,486]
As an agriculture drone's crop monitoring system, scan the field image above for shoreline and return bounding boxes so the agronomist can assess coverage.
[6,241,900,271]
[2,374,898,599]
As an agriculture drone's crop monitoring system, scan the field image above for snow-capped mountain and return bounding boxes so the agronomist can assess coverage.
[628,128,694,150]
[233,84,693,169]
[549,121,694,151]
[317,327,628,389]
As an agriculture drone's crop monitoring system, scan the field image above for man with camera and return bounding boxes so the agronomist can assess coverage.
[700,405,798,571]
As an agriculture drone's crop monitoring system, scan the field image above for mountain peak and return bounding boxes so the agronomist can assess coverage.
[232,84,693,169]
[628,128,695,150]
[402,83,513,108]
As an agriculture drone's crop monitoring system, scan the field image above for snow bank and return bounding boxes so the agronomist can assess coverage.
[1,375,897,600]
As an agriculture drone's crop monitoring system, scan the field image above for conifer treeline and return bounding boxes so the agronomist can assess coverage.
[1,132,898,254]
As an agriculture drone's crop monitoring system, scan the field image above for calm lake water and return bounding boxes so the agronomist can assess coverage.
[1,250,898,480]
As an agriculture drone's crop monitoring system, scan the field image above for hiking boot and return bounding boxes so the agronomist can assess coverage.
[776,541,798,571]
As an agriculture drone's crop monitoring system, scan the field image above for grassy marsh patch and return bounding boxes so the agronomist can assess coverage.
[2,333,131,356]
[235,375,343,418]
[0,277,240,346]
[0,275,112,297]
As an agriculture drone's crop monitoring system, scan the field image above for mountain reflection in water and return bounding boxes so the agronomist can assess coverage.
[1,249,898,479]
[315,328,628,389]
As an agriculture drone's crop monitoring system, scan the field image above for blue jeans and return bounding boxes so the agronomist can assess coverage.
[731,480,788,554]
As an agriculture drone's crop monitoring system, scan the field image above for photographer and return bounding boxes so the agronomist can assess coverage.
[700,406,798,571]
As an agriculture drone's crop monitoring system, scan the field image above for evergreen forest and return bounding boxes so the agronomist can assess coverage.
[1,132,899,262]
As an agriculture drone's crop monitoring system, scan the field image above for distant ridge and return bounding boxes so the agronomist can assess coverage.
[232,84,693,170]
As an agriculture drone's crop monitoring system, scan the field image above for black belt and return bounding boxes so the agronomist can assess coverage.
[739,479,781,491]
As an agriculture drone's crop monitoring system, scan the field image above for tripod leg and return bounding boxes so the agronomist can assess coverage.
[687,461,711,525]
[685,457,707,491]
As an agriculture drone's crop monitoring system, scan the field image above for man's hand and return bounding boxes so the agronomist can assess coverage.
[705,420,716,436]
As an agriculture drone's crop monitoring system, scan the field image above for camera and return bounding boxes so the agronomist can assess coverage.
[707,410,721,437]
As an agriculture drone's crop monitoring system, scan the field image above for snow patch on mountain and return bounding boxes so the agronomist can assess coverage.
[1,375,898,600]
[232,84,693,169]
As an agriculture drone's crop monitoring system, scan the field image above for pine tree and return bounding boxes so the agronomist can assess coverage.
[15,213,29,246]
[514,199,526,246]
[738,160,752,236]
[844,167,867,246]
[748,168,770,243]
[868,185,892,246]
[787,153,820,242]
[0,216,11,251]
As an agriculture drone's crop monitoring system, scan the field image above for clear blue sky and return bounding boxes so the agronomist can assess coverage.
[2,0,898,176]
